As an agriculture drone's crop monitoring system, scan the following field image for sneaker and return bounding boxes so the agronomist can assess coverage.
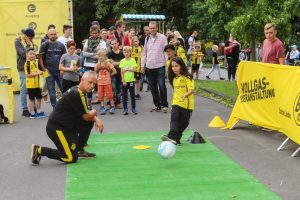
[22,110,31,117]
[135,94,141,100]
[161,135,177,145]
[150,107,161,112]
[100,106,106,115]
[37,112,48,118]
[206,76,211,80]
[31,144,41,165]
[132,108,138,115]
[123,108,128,115]
[109,106,115,114]
[30,113,40,119]
[162,107,168,113]
[220,77,225,80]
[77,150,96,158]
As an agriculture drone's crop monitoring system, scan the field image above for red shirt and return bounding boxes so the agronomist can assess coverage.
[109,32,130,47]
[262,38,285,64]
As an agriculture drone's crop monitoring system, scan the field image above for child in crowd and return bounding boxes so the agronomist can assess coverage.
[131,36,142,100]
[164,44,176,77]
[206,45,225,80]
[107,39,124,109]
[95,49,117,115]
[174,40,187,65]
[190,45,203,80]
[24,48,47,119]
[119,46,137,115]
[59,40,81,93]
[161,56,194,145]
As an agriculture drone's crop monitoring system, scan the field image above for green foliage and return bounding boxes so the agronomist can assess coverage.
[72,0,300,48]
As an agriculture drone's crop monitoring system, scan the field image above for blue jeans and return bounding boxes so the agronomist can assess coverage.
[145,66,168,108]
[19,71,28,111]
[111,75,122,105]
[46,72,62,108]
[122,82,135,111]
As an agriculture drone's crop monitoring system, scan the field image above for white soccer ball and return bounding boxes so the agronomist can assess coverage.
[158,141,176,159]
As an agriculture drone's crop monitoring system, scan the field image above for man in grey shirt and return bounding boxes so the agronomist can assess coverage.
[59,40,81,93]
[39,28,66,108]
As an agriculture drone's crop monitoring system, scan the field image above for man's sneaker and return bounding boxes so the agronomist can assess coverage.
[77,151,96,158]
[37,112,48,118]
[100,106,106,115]
[22,110,31,117]
[123,108,128,115]
[109,106,115,114]
[132,108,138,115]
[150,107,161,112]
[206,76,211,80]
[31,144,41,165]
[30,113,40,119]
[161,135,177,145]
[162,107,168,113]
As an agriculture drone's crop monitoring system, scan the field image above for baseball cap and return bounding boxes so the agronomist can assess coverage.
[164,44,175,52]
[21,28,35,38]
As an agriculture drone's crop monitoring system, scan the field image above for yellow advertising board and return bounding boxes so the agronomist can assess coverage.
[0,0,71,91]
[225,61,300,145]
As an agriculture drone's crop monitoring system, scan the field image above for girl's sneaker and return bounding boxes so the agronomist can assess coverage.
[109,106,115,114]
[132,108,138,115]
[100,106,106,115]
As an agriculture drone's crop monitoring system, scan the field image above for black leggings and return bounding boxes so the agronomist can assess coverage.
[227,58,238,80]
[168,105,192,142]
[41,119,93,163]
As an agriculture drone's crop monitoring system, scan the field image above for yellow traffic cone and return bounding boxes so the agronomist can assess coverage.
[208,115,226,128]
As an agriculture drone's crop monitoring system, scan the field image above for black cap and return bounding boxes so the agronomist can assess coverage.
[21,28,35,38]
[164,44,175,52]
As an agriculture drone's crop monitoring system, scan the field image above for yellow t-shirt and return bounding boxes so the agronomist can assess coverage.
[191,51,203,65]
[176,46,187,64]
[172,75,194,110]
[24,60,40,89]
[131,46,142,72]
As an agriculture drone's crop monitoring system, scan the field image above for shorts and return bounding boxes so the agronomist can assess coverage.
[134,72,141,80]
[98,84,113,101]
[191,64,200,71]
[28,88,42,100]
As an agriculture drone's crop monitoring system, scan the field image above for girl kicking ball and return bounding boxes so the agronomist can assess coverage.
[161,56,195,145]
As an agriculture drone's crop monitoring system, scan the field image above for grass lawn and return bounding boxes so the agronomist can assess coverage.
[66,131,280,200]
[195,80,239,101]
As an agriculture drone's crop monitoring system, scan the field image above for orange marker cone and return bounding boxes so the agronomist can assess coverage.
[208,115,226,128]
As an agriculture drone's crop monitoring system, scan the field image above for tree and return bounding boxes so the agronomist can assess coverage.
[226,0,300,60]
[73,0,96,46]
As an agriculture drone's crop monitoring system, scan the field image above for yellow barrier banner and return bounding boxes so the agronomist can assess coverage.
[0,67,14,123]
[0,0,70,91]
[225,61,300,145]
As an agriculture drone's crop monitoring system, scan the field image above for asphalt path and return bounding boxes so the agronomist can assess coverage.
[1,68,299,200]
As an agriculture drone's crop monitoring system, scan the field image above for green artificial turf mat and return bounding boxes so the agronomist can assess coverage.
[66,131,280,200]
